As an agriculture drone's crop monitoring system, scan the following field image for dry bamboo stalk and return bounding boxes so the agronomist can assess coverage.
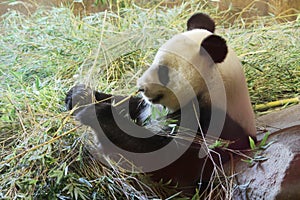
[254,97,299,111]
[112,91,139,107]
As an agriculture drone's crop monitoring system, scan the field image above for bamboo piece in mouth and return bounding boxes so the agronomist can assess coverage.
[112,90,140,107]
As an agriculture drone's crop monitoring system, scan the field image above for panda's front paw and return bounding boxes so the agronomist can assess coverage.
[65,84,95,111]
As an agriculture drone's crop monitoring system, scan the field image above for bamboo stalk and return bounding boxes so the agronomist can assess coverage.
[112,91,139,107]
[254,97,299,111]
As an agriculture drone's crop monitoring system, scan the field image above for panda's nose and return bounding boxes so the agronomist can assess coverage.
[138,86,146,93]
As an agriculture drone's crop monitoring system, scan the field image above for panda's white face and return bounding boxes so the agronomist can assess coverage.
[137,30,214,111]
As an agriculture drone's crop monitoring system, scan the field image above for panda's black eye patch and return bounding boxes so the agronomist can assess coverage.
[158,65,169,86]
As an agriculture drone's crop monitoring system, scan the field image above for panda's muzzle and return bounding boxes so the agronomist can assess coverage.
[138,86,164,104]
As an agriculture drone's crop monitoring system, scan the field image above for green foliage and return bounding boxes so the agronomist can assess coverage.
[242,132,274,166]
[208,139,229,149]
[249,136,256,150]
[248,132,273,150]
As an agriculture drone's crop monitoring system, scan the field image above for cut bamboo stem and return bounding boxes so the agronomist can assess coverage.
[254,97,299,111]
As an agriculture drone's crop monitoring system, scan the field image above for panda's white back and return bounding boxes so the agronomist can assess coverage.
[181,29,256,137]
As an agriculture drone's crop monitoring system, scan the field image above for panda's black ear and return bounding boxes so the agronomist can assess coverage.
[187,13,215,33]
[200,35,228,63]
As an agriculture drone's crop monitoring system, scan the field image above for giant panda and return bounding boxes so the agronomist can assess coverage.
[65,13,256,194]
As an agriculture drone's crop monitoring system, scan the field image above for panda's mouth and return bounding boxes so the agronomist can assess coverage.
[149,94,164,103]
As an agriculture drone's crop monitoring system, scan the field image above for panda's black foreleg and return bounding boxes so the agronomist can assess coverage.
[65,84,149,124]
[74,102,172,153]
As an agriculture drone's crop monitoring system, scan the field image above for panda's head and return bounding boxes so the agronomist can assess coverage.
[137,13,228,112]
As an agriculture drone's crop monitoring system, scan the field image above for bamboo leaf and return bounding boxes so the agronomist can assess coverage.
[249,136,256,150]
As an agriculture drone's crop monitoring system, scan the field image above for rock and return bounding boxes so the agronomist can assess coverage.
[224,105,300,200]
[256,104,300,140]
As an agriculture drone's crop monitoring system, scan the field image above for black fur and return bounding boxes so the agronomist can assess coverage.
[187,13,215,33]
[75,102,173,153]
[158,65,170,86]
[201,35,228,63]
